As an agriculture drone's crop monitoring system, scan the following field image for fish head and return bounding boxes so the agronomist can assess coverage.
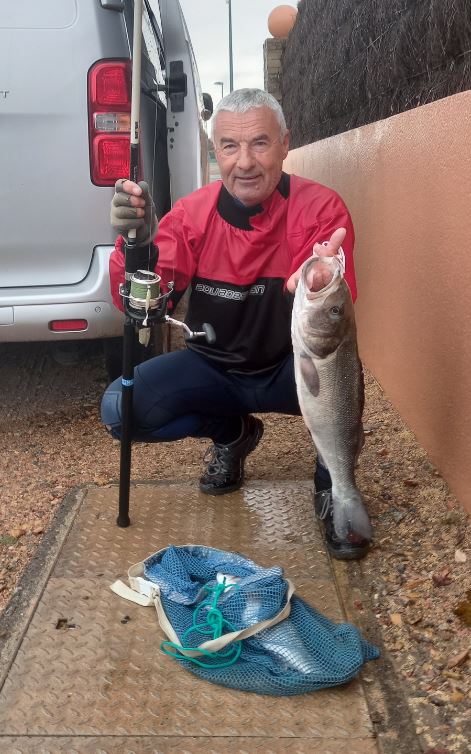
[294,255,356,358]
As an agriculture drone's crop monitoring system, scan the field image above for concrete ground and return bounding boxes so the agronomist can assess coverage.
[0,480,387,754]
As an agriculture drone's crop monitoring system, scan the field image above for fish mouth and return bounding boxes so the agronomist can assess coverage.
[301,255,343,298]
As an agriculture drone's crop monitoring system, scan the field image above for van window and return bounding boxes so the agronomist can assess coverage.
[143,1,166,106]
[147,0,162,33]
[0,0,77,28]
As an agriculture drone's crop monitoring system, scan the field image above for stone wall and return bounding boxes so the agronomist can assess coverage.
[263,38,285,103]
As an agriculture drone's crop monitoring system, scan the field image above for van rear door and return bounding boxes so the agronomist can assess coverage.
[158,0,209,201]
[0,0,124,288]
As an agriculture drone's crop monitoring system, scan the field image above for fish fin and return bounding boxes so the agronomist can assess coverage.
[355,423,365,464]
[300,354,320,397]
[332,490,373,541]
[359,362,365,416]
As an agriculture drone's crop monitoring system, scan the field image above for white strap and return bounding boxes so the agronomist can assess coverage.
[110,579,155,606]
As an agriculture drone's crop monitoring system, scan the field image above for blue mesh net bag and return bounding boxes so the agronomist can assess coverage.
[112,544,379,696]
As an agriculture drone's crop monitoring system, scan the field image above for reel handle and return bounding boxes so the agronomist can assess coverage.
[185,322,216,343]
[202,323,216,344]
[163,316,216,343]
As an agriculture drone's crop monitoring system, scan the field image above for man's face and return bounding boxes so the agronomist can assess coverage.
[213,107,290,206]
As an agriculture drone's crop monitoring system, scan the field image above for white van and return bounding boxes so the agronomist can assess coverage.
[0,0,211,348]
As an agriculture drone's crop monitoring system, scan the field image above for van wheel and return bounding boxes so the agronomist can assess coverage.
[102,327,164,382]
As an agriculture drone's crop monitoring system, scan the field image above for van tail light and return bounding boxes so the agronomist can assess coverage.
[88,60,139,186]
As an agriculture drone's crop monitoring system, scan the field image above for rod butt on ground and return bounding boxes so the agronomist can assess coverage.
[117,512,131,528]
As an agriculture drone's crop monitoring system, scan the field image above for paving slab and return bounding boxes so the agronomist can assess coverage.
[0,481,379,754]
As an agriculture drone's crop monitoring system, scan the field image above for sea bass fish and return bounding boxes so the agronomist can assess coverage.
[291,254,372,541]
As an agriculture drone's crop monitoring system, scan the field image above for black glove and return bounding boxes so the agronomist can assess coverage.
[110,179,158,245]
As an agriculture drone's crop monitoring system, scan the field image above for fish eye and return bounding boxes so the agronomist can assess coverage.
[330,305,342,315]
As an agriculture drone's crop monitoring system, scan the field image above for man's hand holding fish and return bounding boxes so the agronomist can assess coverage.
[286,227,347,294]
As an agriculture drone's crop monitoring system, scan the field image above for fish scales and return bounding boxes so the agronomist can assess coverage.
[291,254,372,541]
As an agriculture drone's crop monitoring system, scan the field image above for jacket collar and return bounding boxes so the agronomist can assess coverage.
[217,172,290,230]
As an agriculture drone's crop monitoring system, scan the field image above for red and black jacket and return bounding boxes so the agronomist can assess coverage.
[110,172,356,374]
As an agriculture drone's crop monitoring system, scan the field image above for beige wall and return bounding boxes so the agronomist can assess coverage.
[284,91,471,514]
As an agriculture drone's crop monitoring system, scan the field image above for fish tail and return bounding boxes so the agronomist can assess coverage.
[332,490,373,541]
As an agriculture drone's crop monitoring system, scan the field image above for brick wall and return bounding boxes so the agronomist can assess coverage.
[263,38,285,101]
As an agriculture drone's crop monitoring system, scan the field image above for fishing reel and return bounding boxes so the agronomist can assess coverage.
[119,269,216,345]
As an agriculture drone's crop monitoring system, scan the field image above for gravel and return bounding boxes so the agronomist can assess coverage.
[0,340,469,752]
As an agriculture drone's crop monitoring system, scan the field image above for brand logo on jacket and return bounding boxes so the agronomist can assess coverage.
[195,283,266,301]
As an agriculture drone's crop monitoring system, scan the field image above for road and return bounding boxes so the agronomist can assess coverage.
[0,341,106,423]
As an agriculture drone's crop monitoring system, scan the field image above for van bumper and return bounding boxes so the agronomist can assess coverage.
[0,246,124,341]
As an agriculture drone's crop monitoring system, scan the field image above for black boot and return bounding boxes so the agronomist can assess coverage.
[199,416,264,495]
[314,462,370,560]
[314,488,370,561]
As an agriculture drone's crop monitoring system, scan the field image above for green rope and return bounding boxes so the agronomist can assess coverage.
[160,579,242,669]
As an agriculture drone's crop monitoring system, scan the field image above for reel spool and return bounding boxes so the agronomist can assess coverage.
[120,269,216,345]
[128,269,162,313]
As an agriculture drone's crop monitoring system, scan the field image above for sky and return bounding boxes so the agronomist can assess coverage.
[178,0,298,111]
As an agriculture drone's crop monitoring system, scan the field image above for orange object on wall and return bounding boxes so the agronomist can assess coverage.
[284,91,471,514]
[268,5,298,38]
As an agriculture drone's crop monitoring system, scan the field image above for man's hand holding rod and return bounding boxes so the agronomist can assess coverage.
[111,179,158,245]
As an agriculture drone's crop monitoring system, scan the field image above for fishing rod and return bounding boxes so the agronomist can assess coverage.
[117,0,215,528]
